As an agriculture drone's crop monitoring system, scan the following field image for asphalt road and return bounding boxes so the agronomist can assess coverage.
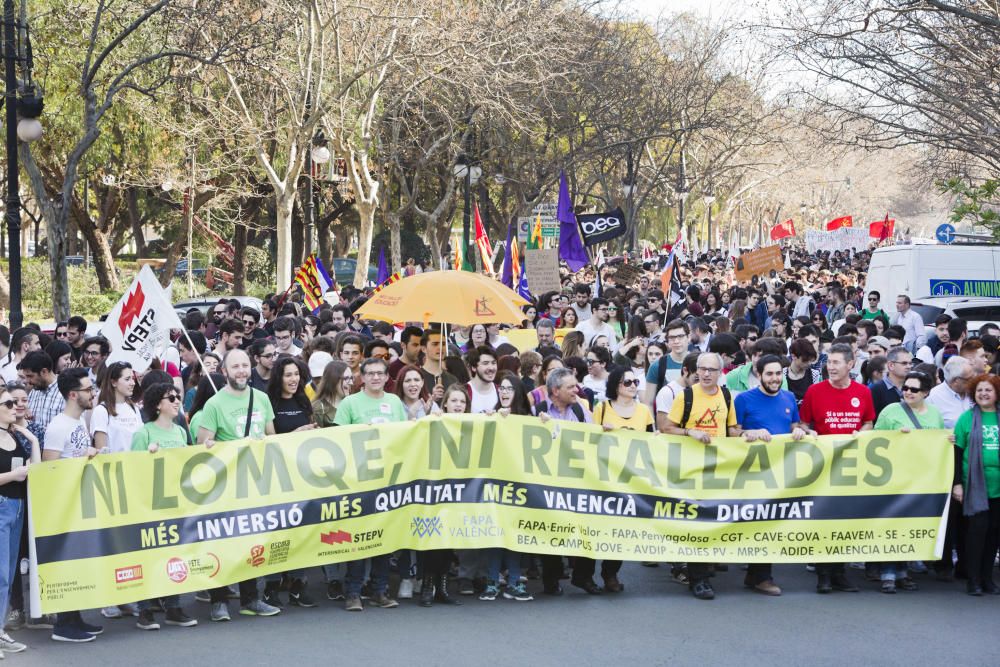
[10,562,999,666]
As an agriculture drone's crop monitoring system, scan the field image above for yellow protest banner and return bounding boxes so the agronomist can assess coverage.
[29,416,951,613]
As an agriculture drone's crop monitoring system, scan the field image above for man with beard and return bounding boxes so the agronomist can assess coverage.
[734,355,813,596]
[576,297,619,352]
[249,339,277,391]
[197,349,279,622]
[465,346,499,414]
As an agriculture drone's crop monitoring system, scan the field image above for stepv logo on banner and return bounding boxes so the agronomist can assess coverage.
[577,208,627,247]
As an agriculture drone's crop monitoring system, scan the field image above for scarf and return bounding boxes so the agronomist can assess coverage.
[963,405,991,516]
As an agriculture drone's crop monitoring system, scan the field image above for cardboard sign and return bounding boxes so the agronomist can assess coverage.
[734,245,784,281]
[611,262,643,287]
[524,248,561,295]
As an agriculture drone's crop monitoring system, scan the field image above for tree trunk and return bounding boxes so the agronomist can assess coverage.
[159,237,185,289]
[125,187,147,258]
[275,190,295,292]
[333,229,352,257]
[291,195,304,267]
[317,217,332,267]
[353,200,377,287]
[77,224,120,292]
[18,146,69,320]
[388,211,401,274]
[426,229,443,270]
[233,223,248,294]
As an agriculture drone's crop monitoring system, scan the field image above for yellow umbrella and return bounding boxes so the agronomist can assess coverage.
[354,271,530,326]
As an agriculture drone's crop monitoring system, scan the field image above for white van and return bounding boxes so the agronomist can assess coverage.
[864,244,1000,316]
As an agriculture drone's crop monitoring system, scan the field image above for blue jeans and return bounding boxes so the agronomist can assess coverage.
[0,497,23,623]
[880,562,908,581]
[345,556,388,597]
[486,549,521,585]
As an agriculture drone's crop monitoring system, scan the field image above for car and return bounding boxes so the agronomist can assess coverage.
[909,296,1000,338]
[173,296,264,320]
[331,257,380,287]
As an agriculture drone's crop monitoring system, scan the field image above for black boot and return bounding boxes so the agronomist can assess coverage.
[434,574,461,605]
[419,575,435,607]
[262,580,284,607]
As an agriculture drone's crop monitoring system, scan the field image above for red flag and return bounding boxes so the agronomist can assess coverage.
[826,215,852,231]
[870,214,895,241]
[770,219,796,240]
[473,203,493,272]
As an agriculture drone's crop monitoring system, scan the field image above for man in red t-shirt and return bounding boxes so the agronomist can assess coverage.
[799,343,874,594]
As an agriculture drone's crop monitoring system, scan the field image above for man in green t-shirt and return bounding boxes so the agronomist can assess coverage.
[335,357,405,611]
[196,350,278,622]
[862,290,888,321]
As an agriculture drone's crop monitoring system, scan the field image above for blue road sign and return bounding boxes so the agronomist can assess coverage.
[936,223,956,244]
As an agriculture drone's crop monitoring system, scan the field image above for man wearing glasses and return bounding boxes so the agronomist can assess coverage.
[662,353,739,600]
[80,337,110,384]
[272,317,301,357]
[334,357,405,612]
[240,307,268,348]
[41,368,103,642]
[644,319,690,407]
[870,346,912,417]
[861,290,888,321]
[643,312,664,344]
[249,340,277,392]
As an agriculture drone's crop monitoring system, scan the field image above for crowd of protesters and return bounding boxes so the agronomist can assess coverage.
[0,243,992,654]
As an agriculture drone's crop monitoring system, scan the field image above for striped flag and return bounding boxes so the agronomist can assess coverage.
[527,213,543,250]
[293,254,334,314]
[372,272,401,294]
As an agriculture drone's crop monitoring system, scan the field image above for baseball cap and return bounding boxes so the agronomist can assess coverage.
[868,335,890,350]
[308,351,334,379]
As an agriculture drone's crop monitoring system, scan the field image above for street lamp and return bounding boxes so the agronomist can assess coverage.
[4,11,44,330]
[703,192,716,251]
[453,158,482,271]
[302,131,330,259]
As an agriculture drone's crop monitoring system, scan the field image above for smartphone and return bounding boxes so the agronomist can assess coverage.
[11,457,22,470]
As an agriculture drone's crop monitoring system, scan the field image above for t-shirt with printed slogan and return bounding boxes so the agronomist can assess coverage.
[131,422,189,452]
[799,380,875,436]
[953,408,1000,498]
[44,413,92,459]
[334,391,407,426]
[198,388,275,442]
[666,383,736,438]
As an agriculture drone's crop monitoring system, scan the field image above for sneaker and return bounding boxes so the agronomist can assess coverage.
[135,610,160,631]
[146,599,165,613]
[194,591,211,603]
[690,580,715,600]
[369,592,399,609]
[100,606,122,619]
[881,580,897,594]
[503,583,534,601]
[344,595,363,612]
[262,588,284,608]
[898,577,919,591]
[239,599,281,617]
[210,602,231,622]
[0,632,26,653]
[3,610,23,632]
[227,585,240,599]
[670,566,689,585]
[164,608,198,627]
[479,582,500,601]
[288,588,317,608]
[26,615,55,630]
[78,619,103,635]
[457,578,475,595]
[51,626,95,643]
[397,578,414,599]
[326,581,345,601]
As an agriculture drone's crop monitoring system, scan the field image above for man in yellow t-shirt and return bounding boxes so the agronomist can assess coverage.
[661,352,741,601]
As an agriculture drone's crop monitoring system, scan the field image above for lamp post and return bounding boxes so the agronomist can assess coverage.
[453,158,481,271]
[305,131,330,260]
[4,4,43,330]
[703,192,716,251]
[622,180,636,252]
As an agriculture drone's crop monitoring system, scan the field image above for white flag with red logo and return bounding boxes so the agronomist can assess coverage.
[101,265,184,372]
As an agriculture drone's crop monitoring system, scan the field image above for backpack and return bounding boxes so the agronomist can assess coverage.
[535,399,586,422]
[678,385,732,430]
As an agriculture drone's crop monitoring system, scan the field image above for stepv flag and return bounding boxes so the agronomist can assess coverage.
[101,265,185,372]
[870,214,895,242]
[826,215,853,231]
[377,246,389,285]
[294,253,334,314]
[770,219,796,241]
[372,272,401,294]
[556,170,589,272]
[474,202,493,273]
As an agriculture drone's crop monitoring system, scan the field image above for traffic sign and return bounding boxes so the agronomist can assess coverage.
[935,223,955,244]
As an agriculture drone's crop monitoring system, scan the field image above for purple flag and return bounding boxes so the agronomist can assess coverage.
[557,170,589,272]
[500,223,515,288]
[377,246,389,285]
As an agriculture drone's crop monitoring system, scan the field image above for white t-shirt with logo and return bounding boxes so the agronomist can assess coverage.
[44,414,92,459]
[90,402,144,454]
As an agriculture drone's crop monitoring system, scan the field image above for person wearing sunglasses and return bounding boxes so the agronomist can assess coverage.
[861,290,888,322]
[582,347,612,403]
[129,383,198,630]
[873,370,943,593]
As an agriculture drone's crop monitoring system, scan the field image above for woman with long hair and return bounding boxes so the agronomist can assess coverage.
[727,299,747,322]
[91,361,143,456]
[418,384,468,608]
[811,311,829,334]
[462,324,490,353]
[266,358,315,434]
[312,360,353,427]
[0,388,38,651]
[129,382,199,630]
[560,331,585,361]
[394,365,438,420]
[607,300,628,340]
[187,373,225,439]
[704,290,725,316]
[521,304,538,329]
[558,306,579,329]
[953,374,1000,595]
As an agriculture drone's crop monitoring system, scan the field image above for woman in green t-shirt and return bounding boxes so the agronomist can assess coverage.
[129,382,198,629]
[952,375,1000,596]
[873,370,943,593]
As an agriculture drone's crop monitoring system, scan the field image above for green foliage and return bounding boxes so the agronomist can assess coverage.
[369,229,431,266]
[939,178,1000,236]
[245,246,274,286]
